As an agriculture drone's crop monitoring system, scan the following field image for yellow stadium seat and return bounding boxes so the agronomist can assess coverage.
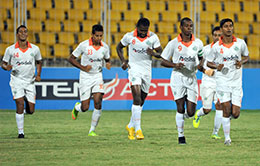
[110,21,119,33]
[236,12,254,23]
[0,8,9,20]
[48,9,65,20]
[205,1,222,12]
[200,11,216,23]
[200,22,213,34]
[77,32,91,43]
[157,33,171,48]
[54,44,70,58]
[26,0,34,9]
[63,20,80,32]
[0,43,8,56]
[218,13,234,22]
[141,11,159,22]
[28,8,46,20]
[248,46,260,60]
[148,1,165,11]
[161,11,178,22]
[37,44,49,58]
[119,21,136,33]
[73,0,90,10]
[111,33,124,45]
[0,0,13,9]
[1,31,16,44]
[82,20,99,33]
[3,20,14,31]
[54,0,71,10]
[252,23,260,34]
[35,0,52,9]
[110,44,118,59]
[157,22,174,33]
[199,34,210,45]
[224,1,240,13]
[39,32,56,45]
[168,1,185,12]
[179,11,190,20]
[247,35,260,47]
[234,23,249,34]
[111,0,127,11]
[45,20,61,32]
[243,0,259,13]
[27,20,43,32]
[123,10,141,21]
[0,20,4,31]
[129,0,146,11]
[86,9,101,21]
[27,32,36,43]
[67,9,86,21]
[111,10,122,21]
[58,32,75,45]
[91,0,101,9]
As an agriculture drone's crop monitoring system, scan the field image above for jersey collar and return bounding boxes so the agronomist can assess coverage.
[133,29,150,42]
[89,37,103,46]
[218,36,237,48]
[210,42,214,48]
[15,41,32,49]
[177,33,195,47]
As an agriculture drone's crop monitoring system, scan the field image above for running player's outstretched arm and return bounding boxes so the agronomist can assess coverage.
[35,60,42,82]
[116,42,128,70]
[147,46,163,58]
[68,54,92,72]
[1,48,12,71]
[1,61,12,71]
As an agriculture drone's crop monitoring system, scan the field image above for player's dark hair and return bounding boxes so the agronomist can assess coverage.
[180,17,193,26]
[136,18,150,27]
[212,26,221,35]
[220,18,233,28]
[16,25,27,34]
[92,24,103,34]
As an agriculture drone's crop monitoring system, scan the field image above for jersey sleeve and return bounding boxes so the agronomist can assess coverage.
[241,40,249,57]
[153,34,161,49]
[2,47,11,63]
[72,42,83,58]
[120,33,131,46]
[197,40,204,59]
[161,40,174,61]
[206,45,216,62]
[104,44,110,59]
[35,46,42,61]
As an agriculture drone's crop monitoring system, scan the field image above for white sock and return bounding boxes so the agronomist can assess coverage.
[128,105,135,128]
[184,109,190,119]
[197,107,205,117]
[89,108,102,133]
[75,103,83,112]
[222,117,231,141]
[132,105,142,132]
[213,110,223,135]
[23,109,26,114]
[16,113,24,134]
[176,112,184,137]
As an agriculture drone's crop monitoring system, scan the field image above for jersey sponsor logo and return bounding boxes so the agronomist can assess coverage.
[89,58,103,62]
[16,61,32,66]
[133,48,146,54]
[179,56,196,62]
[178,45,182,51]
[87,49,93,55]
[223,55,239,61]
[132,39,136,45]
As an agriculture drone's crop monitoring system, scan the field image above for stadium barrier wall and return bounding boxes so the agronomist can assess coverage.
[0,67,259,110]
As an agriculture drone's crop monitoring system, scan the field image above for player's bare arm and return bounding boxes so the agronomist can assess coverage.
[235,56,249,69]
[68,54,92,72]
[104,58,111,70]
[146,46,163,58]
[1,61,12,71]
[116,42,129,70]
[35,60,42,82]
[207,61,224,71]
[198,58,214,76]
[161,58,184,69]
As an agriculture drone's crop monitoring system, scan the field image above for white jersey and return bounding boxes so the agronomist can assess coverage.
[72,38,110,79]
[201,43,216,87]
[121,29,161,74]
[161,34,203,77]
[3,42,42,83]
[206,36,249,87]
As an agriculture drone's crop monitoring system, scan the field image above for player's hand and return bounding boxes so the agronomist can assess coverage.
[217,64,224,71]
[106,62,111,70]
[205,69,215,76]
[6,65,12,71]
[83,65,92,72]
[235,60,242,69]
[35,75,41,82]
[175,63,184,69]
[146,48,154,56]
[121,60,129,70]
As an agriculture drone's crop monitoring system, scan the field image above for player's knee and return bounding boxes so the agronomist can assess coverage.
[81,105,89,112]
[26,110,35,114]
[94,102,102,110]
[232,112,240,119]
[133,98,142,105]
[204,109,211,114]
[187,111,195,117]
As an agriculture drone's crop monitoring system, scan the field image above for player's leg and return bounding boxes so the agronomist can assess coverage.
[230,86,243,119]
[15,97,25,138]
[88,92,103,136]
[221,101,232,145]
[175,97,186,144]
[211,101,222,139]
[24,83,36,114]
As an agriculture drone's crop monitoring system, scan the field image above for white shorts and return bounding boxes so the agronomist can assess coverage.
[10,77,36,103]
[216,86,243,107]
[128,70,151,93]
[200,85,218,109]
[79,73,104,101]
[170,73,198,104]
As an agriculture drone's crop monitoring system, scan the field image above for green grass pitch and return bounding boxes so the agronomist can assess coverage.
[0,110,260,166]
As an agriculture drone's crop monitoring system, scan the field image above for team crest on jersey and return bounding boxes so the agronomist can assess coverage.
[14,52,19,58]
[132,39,136,45]
[146,40,152,47]
[192,46,197,51]
[132,77,136,81]
[30,53,34,57]
[234,46,239,51]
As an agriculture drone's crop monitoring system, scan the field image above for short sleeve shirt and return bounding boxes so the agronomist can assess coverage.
[121,29,161,74]
[3,42,42,83]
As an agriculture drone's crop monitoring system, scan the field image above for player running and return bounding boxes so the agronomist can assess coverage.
[193,26,223,140]
[161,17,204,144]
[1,25,42,138]
[207,18,249,145]
[116,18,162,140]
[68,24,111,136]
